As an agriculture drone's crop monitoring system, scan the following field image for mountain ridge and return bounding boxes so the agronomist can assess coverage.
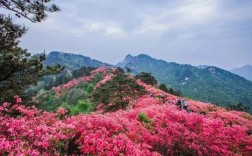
[43,51,111,69]
[117,54,252,112]
[231,64,252,81]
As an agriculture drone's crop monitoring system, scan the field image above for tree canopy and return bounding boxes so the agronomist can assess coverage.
[135,72,157,86]
[0,0,62,103]
[91,68,146,111]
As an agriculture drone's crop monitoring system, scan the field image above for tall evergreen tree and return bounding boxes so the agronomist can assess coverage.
[159,83,169,93]
[0,0,63,103]
[135,72,157,86]
[92,68,146,112]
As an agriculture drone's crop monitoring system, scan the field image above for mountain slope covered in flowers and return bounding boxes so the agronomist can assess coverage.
[1,67,252,155]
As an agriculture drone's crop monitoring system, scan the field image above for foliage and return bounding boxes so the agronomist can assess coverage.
[86,83,94,93]
[158,83,169,92]
[26,66,97,97]
[91,68,146,111]
[228,103,250,112]
[159,83,182,96]
[43,51,109,69]
[91,73,103,84]
[68,100,94,116]
[118,54,252,113]
[1,71,252,155]
[0,1,63,104]
[135,72,157,86]
[34,68,112,112]
[36,83,89,112]
[72,66,96,79]
[0,95,252,155]
[138,112,152,124]
[0,0,60,22]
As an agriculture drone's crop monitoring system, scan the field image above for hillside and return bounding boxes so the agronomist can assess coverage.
[117,54,252,112]
[43,51,110,69]
[231,65,252,81]
[26,51,111,96]
[1,67,252,155]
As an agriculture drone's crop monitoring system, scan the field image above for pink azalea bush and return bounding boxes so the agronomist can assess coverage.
[1,68,252,155]
[0,102,75,155]
[1,95,252,155]
[51,67,114,97]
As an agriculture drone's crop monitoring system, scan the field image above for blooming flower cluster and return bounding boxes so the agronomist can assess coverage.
[1,95,252,155]
[51,67,114,97]
[0,102,75,155]
[1,68,252,155]
[14,95,22,103]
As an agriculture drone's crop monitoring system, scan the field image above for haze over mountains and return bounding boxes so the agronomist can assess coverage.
[45,51,252,112]
[231,65,252,81]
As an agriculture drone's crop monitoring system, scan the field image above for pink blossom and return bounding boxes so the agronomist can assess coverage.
[57,107,68,115]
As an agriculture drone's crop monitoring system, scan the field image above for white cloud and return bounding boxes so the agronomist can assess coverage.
[135,0,219,36]
[176,0,219,24]
[14,0,252,68]
[136,18,170,34]
[77,19,125,37]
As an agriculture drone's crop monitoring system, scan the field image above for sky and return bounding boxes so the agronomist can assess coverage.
[8,0,252,69]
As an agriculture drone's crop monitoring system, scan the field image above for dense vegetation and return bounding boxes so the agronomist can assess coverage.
[135,72,157,86]
[26,66,97,96]
[34,70,103,114]
[43,51,110,69]
[1,1,252,155]
[1,68,252,155]
[117,54,252,113]
[91,68,146,112]
[159,83,182,96]
[0,0,63,104]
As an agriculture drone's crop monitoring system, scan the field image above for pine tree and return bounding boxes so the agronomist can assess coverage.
[135,72,157,86]
[91,68,146,111]
[0,0,63,104]
[159,83,169,93]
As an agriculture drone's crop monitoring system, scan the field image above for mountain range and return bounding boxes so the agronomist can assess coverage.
[231,65,252,81]
[44,51,252,112]
[117,54,252,112]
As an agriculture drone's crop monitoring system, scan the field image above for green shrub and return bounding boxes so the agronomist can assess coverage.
[86,83,94,93]
[70,100,94,116]
[138,112,151,124]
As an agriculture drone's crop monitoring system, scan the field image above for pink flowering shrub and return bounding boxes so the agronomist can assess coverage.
[0,102,75,155]
[1,96,252,155]
[95,74,113,88]
[50,67,112,96]
[57,107,68,115]
[1,69,252,155]
[14,95,22,103]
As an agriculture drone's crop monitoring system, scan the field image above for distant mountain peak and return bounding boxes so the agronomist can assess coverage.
[125,54,133,59]
[44,51,110,69]
[195,65,209,69]
[137,54,152,59]
[116,54,252,113]
[231,64,252,81]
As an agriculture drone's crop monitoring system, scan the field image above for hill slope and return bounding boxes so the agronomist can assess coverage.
[117,54,252,112]
[231,65,252,81]
[43,51,110,69]
[2,67,252,155]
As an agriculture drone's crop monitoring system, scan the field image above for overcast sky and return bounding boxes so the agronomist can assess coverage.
[10,0,252,69]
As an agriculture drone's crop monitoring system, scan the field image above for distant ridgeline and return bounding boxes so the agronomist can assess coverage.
[231,65,252,81]
[117,54,252,113]
[43,51,111,69]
